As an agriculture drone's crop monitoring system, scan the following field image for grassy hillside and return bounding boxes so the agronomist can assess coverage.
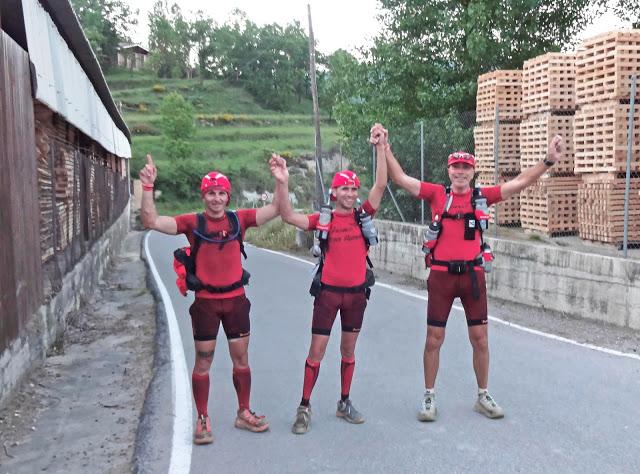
[107,69,339,214]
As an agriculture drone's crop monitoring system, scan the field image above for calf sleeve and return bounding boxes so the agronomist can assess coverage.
[232,366,252,411]
[192,372,210,417]
[340,357,355,400]
[301,358,321,406]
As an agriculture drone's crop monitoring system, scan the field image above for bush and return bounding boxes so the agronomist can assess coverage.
[160,92,195,160]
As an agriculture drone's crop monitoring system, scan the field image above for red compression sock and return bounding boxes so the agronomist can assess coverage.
[301,358,321,406]
[232,366,252,411]
[192,372,210,417]
[340,357,355,401]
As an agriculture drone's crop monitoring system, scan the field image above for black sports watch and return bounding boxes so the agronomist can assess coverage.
[543,157,555,167]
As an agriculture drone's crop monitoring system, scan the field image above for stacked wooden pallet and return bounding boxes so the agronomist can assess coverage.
[521,176,582,235]
[476,70,523,123]
[520,52,578,235]
[477,172,521,225]
[475,70,523,225]
[574,30,640,244]
[577,173,640,242]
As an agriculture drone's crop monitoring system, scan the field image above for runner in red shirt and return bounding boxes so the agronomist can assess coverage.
[139,155,282,445]
[270,130,388,435]
[370,123,564,421]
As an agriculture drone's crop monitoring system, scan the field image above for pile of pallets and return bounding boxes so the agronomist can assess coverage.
[475,70,523,225]
[577,173,640,242]
[575,31,640,106]
[574,30,640,243]
[519,52,578,235]
[476,70,523,123]
[522,53,576,116]
[520,176,582,235]
[573,101,640,173]
[473,123,520,175]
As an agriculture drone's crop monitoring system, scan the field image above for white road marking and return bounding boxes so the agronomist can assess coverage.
[144,232,192,474]
[257,247,640,362]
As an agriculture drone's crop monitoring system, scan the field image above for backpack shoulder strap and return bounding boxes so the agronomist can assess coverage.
[227,210,247,259]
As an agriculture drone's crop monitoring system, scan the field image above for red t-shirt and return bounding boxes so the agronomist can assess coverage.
[175,209,257,299]
[418,183,502,270]
[307,201,376,287]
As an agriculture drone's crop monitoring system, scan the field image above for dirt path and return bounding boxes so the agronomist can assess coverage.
[0,231,155,474]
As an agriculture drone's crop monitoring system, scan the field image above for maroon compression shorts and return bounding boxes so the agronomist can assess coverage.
[311,289,367,335]
[426,269,488,327]
[188,295,251,341]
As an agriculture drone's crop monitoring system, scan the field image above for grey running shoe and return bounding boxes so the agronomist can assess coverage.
[292,405,311,434]
[336,399,365,424]
[474,391,505,419]
[417,391,437,422]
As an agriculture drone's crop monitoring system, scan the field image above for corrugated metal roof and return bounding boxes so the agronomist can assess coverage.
[21,0,131,158]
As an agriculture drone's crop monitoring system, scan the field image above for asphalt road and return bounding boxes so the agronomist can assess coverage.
[145,230,640,474]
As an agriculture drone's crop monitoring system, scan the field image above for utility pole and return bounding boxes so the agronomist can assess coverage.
[307,4,323,209]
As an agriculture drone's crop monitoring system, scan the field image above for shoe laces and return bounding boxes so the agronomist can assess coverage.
[481,393,496,407]
[198,414,209,431]
[240,409,265,425]
[423,393,434,409]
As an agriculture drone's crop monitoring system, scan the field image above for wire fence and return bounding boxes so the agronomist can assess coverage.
[340,76,640,259]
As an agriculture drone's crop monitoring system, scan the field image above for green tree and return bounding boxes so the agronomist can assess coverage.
[70,0,138,71]
[148,1,191,78]
[160,92,195,160]
[327,0,640,216]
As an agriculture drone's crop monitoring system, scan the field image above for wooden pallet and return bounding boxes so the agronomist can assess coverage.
[523,53,576,115]
[474,123,521,174]
[575,30,640,105]
[577,173,640,242]
[520,176,581,234]
[573,100,640,173]
[476,70,523,122]
[476,172,521,225]
[520,113,574,175]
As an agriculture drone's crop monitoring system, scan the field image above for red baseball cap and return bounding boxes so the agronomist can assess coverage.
[200,171,232,196]
[447,151,476,168]
[331,170,361,189]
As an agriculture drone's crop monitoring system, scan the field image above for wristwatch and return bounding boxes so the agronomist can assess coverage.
[543,157,555,167]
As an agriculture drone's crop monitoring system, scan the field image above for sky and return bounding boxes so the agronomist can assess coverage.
[127,0,383,55]
[125,0,632,56]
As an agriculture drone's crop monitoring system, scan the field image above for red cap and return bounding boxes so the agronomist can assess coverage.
[447,151,475,168]
[331,170,361,189]
[200,171,232,196]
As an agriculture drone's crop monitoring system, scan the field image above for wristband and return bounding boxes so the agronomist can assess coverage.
[142,184,154,191]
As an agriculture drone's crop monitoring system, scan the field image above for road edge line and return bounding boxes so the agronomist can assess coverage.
[144,232,193,473]
[258,247,640,362]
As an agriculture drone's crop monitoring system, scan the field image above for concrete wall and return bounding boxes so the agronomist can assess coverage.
[369,219,640,330]
[0,204,131,408]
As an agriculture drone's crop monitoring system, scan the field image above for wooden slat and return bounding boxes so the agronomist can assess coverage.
[520,176,581,235]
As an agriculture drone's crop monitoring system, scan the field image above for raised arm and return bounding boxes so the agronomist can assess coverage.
[269,154,310,231]
[255,158,283,226]
[371,123,422,197]
[500,135,564,201]
[139,154,178,235]
[366,128,388,209]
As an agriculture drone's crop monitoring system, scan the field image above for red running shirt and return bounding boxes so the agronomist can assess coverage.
[307,201,376,287]
[175,209,257,299]
[418,183,502,268]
